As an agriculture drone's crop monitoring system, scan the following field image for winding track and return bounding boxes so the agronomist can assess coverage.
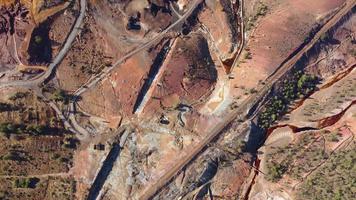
[138,1,356,199]
[0,0,87,89]
[0,0,203,138]
[0,0,89,137]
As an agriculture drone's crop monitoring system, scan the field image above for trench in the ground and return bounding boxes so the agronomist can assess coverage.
[86,142,121,200]
[132,40,172,114]
[243,158,261,200]
[315,100,356,129]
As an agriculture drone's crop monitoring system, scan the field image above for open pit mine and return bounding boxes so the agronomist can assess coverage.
[0,0,355,200]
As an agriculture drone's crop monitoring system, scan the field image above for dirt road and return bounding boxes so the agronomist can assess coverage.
[0,0,87,89]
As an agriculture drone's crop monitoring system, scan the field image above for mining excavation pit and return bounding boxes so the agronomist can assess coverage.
[28,21,52,64]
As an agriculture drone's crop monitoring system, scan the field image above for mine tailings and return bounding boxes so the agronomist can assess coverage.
[86,142,122,200]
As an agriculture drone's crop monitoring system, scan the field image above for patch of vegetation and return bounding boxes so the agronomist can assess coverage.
[0,123,22,136]
[42,87,81,104]
[13,177,40,189]
[9,92,29,101]
[46,177,76,200]
[297,147,355,200]
[258,71,319,129]
[249,88,258,94]
[0,176,74,199]
[34,35,43,44]
[244,51,252,59]
[350,48,356,57]
[0,102,18,112]
[246,2,268,31]
[325,131,341,142]
[51,89,69,103]
[0,122,62,137]
[319,32,330,42]
[256,2,268,17]
[61,136,79,149]
[265,161,287,182]
[265,133,326,182]
[2,150,27,162]
[302,76,355,117]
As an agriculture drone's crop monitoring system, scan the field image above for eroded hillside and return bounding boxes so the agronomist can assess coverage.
[0,0,355,200]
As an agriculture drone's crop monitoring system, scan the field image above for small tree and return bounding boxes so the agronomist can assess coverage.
[13,178,39,188]
[9,92,28,101]
[0,103,13,112]
[266,162,287,182]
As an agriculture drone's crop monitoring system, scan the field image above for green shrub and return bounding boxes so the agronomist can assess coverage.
[13,177,39,188]
[9,92,29,101]
[0,123,55,136]
[0,102,15,112]
[256,2,268,16]
[3,151,20,161]
[266,162,287,182]
[34,35,42,44]
[244,51,252,59]
[52,89,67,102]
[25,124,45,135]
[258,72,319,129]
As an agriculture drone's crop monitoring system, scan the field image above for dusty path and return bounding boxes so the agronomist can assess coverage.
[137,1,356,199]
[0,0,87,89]
[0,0,91,139]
